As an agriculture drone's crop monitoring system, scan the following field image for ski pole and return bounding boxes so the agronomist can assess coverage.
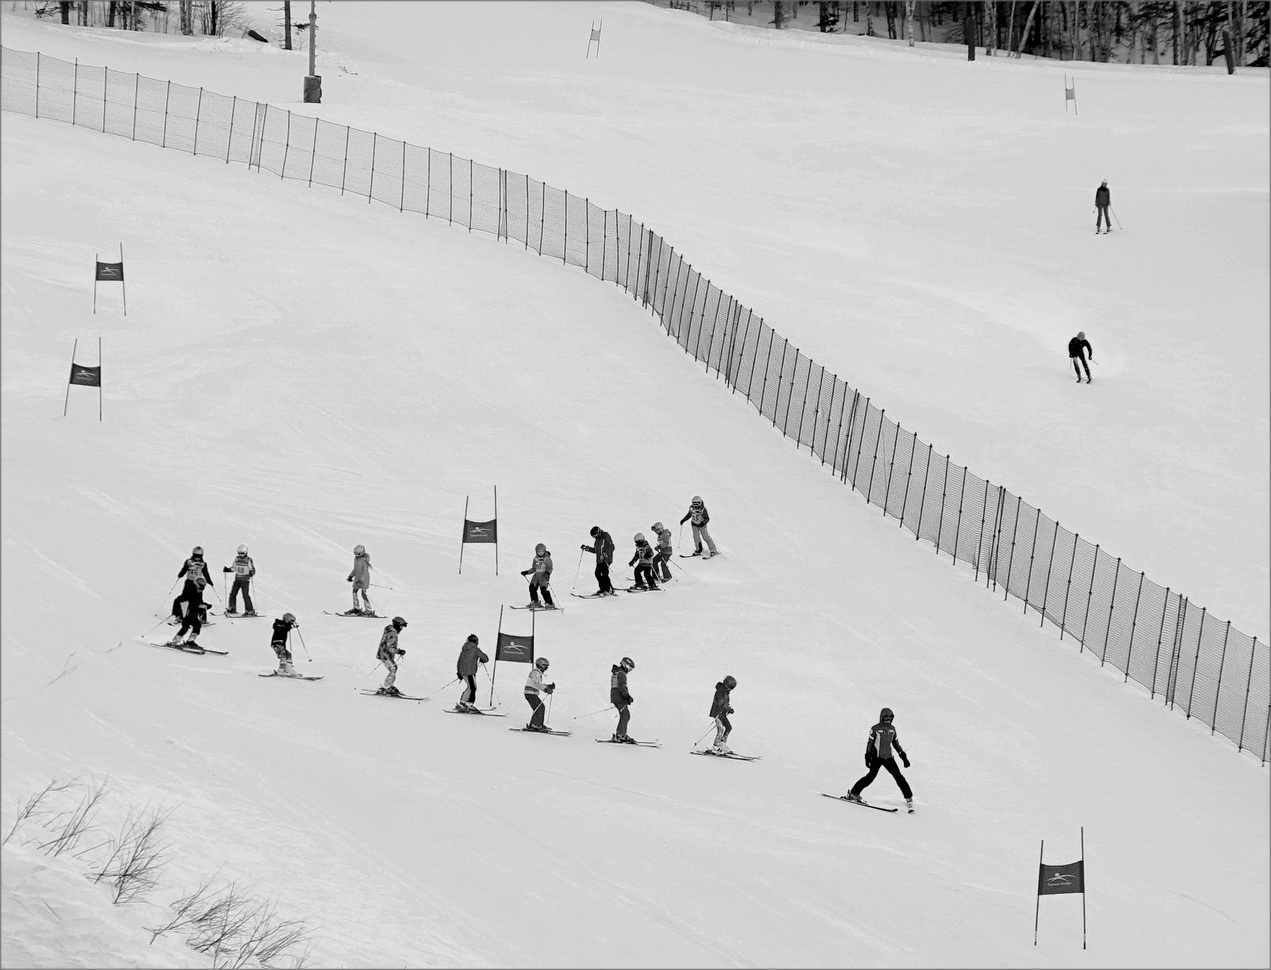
[353,661,383,691]
[371,582,394,590]
[157,578,180,618]
[546,693,554,726]
[141,615,171,637]
[572,548,584,593]
[293,628,312,662]
[1111,206,1123,229]
[695,721,717,745]
[572,705,616,721]
[481,662,500,706]
[423,677,460,700]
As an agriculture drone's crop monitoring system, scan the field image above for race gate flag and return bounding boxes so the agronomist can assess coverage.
[586,19,602,58]
[93,244,127,315]
[459,486,498,574]
[63,337,103,421]
[488,605,534,707]
[1034,828,1087,948]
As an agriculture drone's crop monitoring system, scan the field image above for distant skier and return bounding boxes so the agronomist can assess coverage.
[845,707,914,811]
[520,542,556,609]
[628,533,660,590]
[651,522,673,582]
[375,616,408,696]
[680,496,718,558]
[270,612,299,675]
[346,544,374,615]
[610,656,636,743]
[523,657,555,731]
[1068,331,1094,384]
[709,675,738,754]
[222,544,257,616]
[1094,180,1112,234]
[581,526,616,596]
[455,633,488,712]
[171,545,213,626]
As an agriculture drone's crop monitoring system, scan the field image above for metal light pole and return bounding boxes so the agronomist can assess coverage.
[303,0,321,102]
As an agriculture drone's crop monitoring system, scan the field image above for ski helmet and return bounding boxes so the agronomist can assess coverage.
[535,543,546,555]
[535,657,550,671]
[354,544,366,555]
[620,657,635,671]
[283,612,296,624]
[191,545,204,557]
[722,675,737,689]
[392,616,407,629]
[1077,331,1086,340]
[880,707,894,721]
[634,532,645,543]
[692,495,702,504]
[467,633,479,643]
[652,522,664,533]
[237,544,248,555]
[589,526,600,537]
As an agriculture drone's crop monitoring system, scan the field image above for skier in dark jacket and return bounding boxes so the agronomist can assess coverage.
[846,707,913,810]
[1068,332,1093,383]
[1094,180,1112,234]
[455,634,489,712]
[171,546,214,624]
[609,657,636,743]
[581,526,616,596]
[172,579,207,648]
[628,534,659,590]
[708,675,737,754]
[270,613,299,675]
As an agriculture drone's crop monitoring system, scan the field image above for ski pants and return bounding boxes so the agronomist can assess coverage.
[529,580,555,607]
[461,674,478,705]
[381,656,398,689]
[1071,355,1091,381]
[1096,204,1111,230]
[524,692,547,729]
[615,703,630,736]
[271,640,292,663]
[691,523,718,555]
[713,713,732,745]
[634,563,658,588]
[176,599,204,640]
[850,756,912,800]
[595,561,613,594]
[352,581,372,612]
[656,549,672,581]
[228,577,254,613]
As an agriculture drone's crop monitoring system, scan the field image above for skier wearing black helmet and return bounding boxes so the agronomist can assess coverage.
[846,707,913,811]
[346,544,373,616]
[1094,180,1112,234]
[610,657,636,743]
[709,675,738,754]
[628,534,659,590]
[270,613,299,675]
[375,616,408,696]
[455,634,489,712]
[1068,332,1093,384]
[581,526,616,596]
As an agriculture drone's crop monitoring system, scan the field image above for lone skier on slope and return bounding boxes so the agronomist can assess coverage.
[610,656,636,743]
[680,495,718,558]
[346,544,374,616]
[581,526,616,596]
[709,675,737,754]
[455,634,488,712]
[1094,180,1112,234]
[846,707,914,811]
[270,613,299,675]
[1068,331,1094,384]
[376,616,408,696]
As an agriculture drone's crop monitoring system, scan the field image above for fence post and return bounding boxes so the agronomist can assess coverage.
[746,319,767,410]
[161,80,170,148]
[35,52,40,119]
[1149,588,1172,698]
[897,430,918,530]
[1122,571,1146,682]
[1236,637,1259,753]
[425,148,431,217]
[525,175,531,249]
[1038,520,1060,627]
[468,158,473,230]
[308,116,318,186]
[193,88,203,156]
[72,58,77,127]
[950,467,968,565]
[367,133,377,201]
[340,126,350,195]
[912,442,933,537]
[1100,557,1122,664]
[538,181,546,254]
[279,108,290,177]
[1021,506,1041,614]
[400,143,407,212]
[1209,621,1232,735]
[840,390,861,483]
[864,408,885,504]
[102,65,107,133]
[1059,533,1079,640]
[448,153,454,224]
[988,487,1007,588]
[781,347,799,431]
[1166,597,1189,708]
[973,479,991,580]
[131,71,138,140]
[1184,608,1208,717]
[562,189,568,263]
[600,207,606,278]
[1078,545,1102,654]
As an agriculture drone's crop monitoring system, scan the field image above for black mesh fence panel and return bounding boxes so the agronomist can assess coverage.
[103,68,137,140]
[1,48,37,115]
[1186,610,1230,726]
[341,127,373,200]
[1101,559,1144,673]
[1238,640,1269,755]
[37,52,75,124]
[540,184,566,261]
[370,133,404,208]
[133,74,167,147]
[73,63,105,132]
[1211,627,1255,747]
[584,201,606,279]
[915,447,948,547]
[471,161,499,235]
[564,191,588,268]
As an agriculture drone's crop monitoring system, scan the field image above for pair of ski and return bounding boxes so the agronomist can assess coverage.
[324,610,384,618]
[259,671,324,681]
[360,689,425,700]
[691,749,761,761]
[444,706,507,717]
[570,590,622,599]
[148,639,228,656]
[509,604,565,612]
[225,611,264,619]
[679,552,720,559]
[597,738,661,748]
[820,793,910,814]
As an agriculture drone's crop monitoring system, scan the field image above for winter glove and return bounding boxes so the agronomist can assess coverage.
[727,707,734,714]
[398,649,406,656]
[626,696,634,706]
[901,755,911,769]
[580,544,589,551]
[545,683,555,694]
[457,672,463,681]
[521,569,531,577]
[347,575,353,582]
[864,753,874,768]
[222,566,232,573]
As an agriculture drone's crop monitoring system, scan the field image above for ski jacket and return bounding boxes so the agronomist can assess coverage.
[178,556,213,589]
[709,683,733,718]
[271,616,295,646]
[680,500,710,527]
[1067,336,1093,361]
[583,530,615,565]
[654,528,672,556]
[348,552,372,586]
[628,540,655,568]
[865,718,907,762]
[524,550,553,584]
[456,638,489,677]
[177,582,205,610]
[377,624,402,661]
[524,668,553,697]
[610,665,633,706]
[1094,185,1111,207]
[224,553,256,579]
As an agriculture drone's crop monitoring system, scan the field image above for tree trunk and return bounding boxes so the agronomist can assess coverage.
[1015,0,1039,56]
[905,0,914,44]
[283,0,292,48]
[985,0,996,53]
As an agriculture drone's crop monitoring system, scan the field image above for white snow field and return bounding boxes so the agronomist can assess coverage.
[1,3,1267,968]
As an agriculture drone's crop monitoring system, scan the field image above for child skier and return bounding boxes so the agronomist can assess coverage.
[375,616,408,695]
[523,657,555,731]
[223,544,257,616]
[455,633,489,712]
[581,526,616,596]
[846,707,914,811]
[708,675,738,754]
[346,544,373,615]
[628,533,659,590]
[520,542,556,609]
[270,613,299,675]
[679,496,718,558]
[171,545,213,624]
[171,578,207,648]
[610,656,636,743]
[651,522,673,582]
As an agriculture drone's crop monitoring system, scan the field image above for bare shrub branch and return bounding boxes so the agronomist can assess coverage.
[89,804,175,903]
[37,777,109,857]
[3,777,75,846]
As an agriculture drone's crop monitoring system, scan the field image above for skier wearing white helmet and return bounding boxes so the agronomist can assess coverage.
[523,656,556,731]
[519,542,556,610]
[679,495,718,558]
[222,544,257,616]
[628,533,659,591]
[346,544,374,615]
